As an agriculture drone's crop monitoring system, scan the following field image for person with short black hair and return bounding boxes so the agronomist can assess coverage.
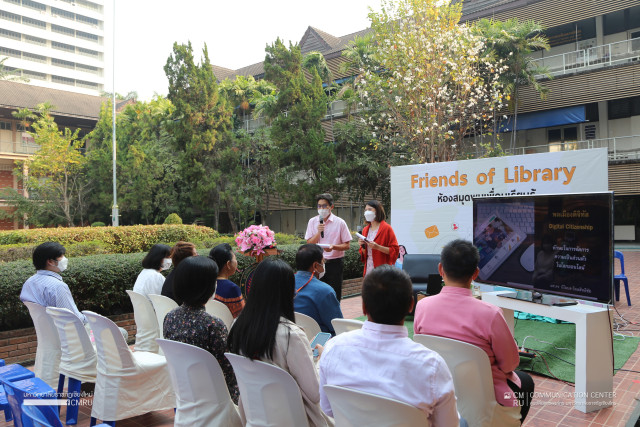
[21,242,88,323]
[132,244,171,297]
[163,256,239,403]
[161,241,197,304]
[228,258,333,427]
[358,200,399,276]
[414,239,535,423]
[319,265,460,426]
[305,193,353,301]
[294,244,343,335]
[209,243,244,318]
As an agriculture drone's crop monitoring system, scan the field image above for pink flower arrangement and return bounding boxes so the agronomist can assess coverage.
[235,224,277,255]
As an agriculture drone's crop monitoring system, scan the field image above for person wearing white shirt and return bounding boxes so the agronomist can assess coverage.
[132,244,172,297]
[319,265,464,427]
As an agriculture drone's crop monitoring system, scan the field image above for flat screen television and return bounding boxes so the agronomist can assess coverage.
[472,192,613,304]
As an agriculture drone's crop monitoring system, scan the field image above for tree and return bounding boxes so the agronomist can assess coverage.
[475,18,551,150]
[0,56,28,82]
[359,0,507,163]
[263,38,338,206]
[302,51,333,86]
[164,42,233,221]
[8,103,88,226]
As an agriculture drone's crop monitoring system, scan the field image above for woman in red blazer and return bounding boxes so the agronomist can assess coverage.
[358,200,400,276]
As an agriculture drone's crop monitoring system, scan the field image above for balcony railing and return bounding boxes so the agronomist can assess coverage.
[465,135,640,161]
[0,139,40,155]
[534,37,640,78]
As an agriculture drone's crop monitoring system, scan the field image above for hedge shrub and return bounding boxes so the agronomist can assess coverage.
[0,225,217,253]
[0,241,111,263]
[91,222,105,227]
[164,213,182,224]
[2,242,363,331]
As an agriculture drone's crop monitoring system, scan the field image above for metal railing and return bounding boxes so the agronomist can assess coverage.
[534,37,640,78]
[0,139,40,155]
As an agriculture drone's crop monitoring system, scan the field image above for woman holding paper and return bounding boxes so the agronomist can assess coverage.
[358,200,399,276]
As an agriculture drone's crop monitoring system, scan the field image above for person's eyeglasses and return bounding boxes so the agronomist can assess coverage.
[317,204,330,209]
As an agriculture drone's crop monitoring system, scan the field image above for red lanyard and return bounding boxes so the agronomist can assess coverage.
[295,274,314,297]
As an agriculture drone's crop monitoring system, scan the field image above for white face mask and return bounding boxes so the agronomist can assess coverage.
[318,208,330,218]
[316,262,326,280]
[57,256,68,273]
[364,210,376,222]
[161,258,172,271]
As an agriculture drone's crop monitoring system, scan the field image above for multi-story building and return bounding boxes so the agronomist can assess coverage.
[212,2,640,241]
[0,0,105,96]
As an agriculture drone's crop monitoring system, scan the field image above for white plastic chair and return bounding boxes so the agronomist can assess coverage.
[294,312,322,341]
[23,301,61,389]
[83,311,175,424]
[413,334,520,427]
[205,300,234,331]
[148,294,178,337]
[46,306,97,425]
[331,318,364,335]
[224,352,310,427]
[126,290,160,353]
[323,384,429,427]
[157,339,241,427]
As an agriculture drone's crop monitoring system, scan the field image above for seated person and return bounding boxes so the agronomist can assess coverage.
[161,241,197,304]
[294,244,343,335]
[208,243,245,318]
[163,256,239,403]
[228,258,333,427]
[414,239,534,423]
[132,244,171,297]
[319,265,460,426]
[21,241,128,340]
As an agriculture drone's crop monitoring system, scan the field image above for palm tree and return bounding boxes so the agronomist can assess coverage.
[476,18,552,150]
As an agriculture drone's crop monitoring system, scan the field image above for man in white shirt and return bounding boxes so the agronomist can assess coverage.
[318,265,462,427]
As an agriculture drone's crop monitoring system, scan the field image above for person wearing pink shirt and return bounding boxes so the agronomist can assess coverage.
[414,239,534,423]
[305,193,353,301]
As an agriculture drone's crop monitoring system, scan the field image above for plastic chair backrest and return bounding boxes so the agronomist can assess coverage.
[83,311,136,374]
[126,290,160,352]
[1,377,27,427]
[323,384,429,427]
[224,353,310,427]
[615,250,626,275]
[157,339,241,426]
[402,254,440,283]
[45,307,97,381]
[331,318,364,335]
[204,300,234,331]
[1,377,55,427]
[294,312,321,342]
[148,294,179,337]
[23,302,61,389]
[413,334,520,427]
[20,403,63,427]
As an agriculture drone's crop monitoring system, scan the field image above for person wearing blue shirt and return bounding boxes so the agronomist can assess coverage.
[294,244,343,335]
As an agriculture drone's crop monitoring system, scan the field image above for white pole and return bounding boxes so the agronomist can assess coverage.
[111,0,118,226]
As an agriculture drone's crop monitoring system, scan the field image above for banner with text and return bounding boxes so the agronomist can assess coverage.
[390,148,608,254]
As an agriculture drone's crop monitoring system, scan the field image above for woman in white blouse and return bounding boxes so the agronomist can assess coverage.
[132,244,171,297]
[228,258,334,427]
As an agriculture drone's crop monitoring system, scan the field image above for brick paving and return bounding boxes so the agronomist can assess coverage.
[2,250,639,426]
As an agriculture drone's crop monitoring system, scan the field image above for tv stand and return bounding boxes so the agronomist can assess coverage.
[484,290,613,413]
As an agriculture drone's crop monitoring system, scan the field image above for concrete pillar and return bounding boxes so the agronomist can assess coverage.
[598,101,609,138]
[595,15,604,46]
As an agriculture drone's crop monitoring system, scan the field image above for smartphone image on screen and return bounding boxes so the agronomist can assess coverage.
[310,332,332,357]
[474,213,526,281]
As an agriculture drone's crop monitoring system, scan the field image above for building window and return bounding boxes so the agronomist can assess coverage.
[76,30,98,42]
[0,28,20,41]
[52,41,75,53]
[0,10,21,24]
[52,58,75,69]
[24,34,46,46]
[23,51,46,63]
[16,123,31,131]
[0,121,11,130]
[548,126,579,151]
[51,7,75,21]
[3,0,20,5]
[608,96,640,120]
[76,63,99,74]
[51,75,75,86]
[0,46,20,58]
[76,79,97,89]
[51,24,75,37]
[76,0,101,12]
[77,47,98,58]
[23,69,46,80]
[22,0,46,12]
[76,14,98,27]
[22,16,46,30]
[604,6,640,36]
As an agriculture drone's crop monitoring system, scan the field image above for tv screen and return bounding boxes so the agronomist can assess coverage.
[473,192,613,304]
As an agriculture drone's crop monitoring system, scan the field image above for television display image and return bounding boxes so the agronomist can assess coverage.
[473,192,613,304]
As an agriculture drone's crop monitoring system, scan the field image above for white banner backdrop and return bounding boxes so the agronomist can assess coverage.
[390,148,608,254]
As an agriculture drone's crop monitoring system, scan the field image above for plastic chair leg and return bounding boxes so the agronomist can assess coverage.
[614,279,620,302]
[2,406,12,422]
[66,377,82,425]
[57,373,65,415]
[623,278,631,306]
[91,417,115,427]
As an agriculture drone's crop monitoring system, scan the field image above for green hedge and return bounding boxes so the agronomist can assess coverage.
[1,242,363,331]
[0,241,111,263]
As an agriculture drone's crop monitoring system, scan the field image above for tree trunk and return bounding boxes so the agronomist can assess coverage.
[226,198,238,234]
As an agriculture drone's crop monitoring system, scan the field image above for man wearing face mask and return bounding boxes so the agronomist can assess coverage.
[294,244,343,335]
[20,241,88,324]
[305,193,353,301]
